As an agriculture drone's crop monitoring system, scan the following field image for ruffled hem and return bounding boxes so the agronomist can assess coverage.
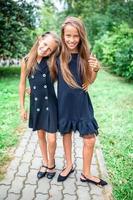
[59,119,99,137]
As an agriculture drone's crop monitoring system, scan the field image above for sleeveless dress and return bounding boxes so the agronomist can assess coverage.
[57,54,99,137]
[28,57,58,133]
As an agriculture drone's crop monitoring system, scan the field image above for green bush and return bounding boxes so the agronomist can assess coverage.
[0,66,20,77]
[93,23,133,80]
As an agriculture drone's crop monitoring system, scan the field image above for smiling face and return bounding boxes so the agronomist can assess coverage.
[63,24,80,53]
[37,35,57,58]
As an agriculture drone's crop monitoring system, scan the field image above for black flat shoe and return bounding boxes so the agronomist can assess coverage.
[37,165,48,179]
[80,173,108,186]
[57,167,74,182]
[47,164,56,179]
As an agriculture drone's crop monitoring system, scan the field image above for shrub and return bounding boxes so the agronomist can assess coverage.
[93,23,133,80]
[0,66,20,77]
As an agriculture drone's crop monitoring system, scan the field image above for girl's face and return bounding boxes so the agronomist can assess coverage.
[63,24,80,53]
[37,35,57,57]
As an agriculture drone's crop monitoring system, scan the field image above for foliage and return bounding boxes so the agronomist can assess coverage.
[0,66,20,77]
[93,23,133,80]
[36,0,65,35]
[0,0,38,58]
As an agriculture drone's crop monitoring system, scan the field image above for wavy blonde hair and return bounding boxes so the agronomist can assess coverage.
[23,32,61,81]
[60,16,92,88]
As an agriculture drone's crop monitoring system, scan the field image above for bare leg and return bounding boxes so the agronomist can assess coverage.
[82,135,100,182]
[37,130,48,172]
[47,133,56,172]
[60,132,73,176]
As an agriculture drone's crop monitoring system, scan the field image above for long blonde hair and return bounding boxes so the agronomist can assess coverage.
[23,32,61,81]
[60,16,92,88]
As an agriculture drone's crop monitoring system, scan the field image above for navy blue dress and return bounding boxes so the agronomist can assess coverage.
[28,57,58,133]
[57,54,99,137]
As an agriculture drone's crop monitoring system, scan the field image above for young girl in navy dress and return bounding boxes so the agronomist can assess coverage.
[19,32,60,179]
[57,17,107,186]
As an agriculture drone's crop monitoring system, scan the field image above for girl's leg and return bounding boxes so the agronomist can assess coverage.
[47,133,56,171]
[37,130,48,170]
[37,130,48,179]
[60,132,73,176]
[82,135,101,182]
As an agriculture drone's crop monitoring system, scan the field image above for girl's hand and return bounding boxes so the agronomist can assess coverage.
[20,109,28,121]
[25,87,31,95]
[88,55,100,72]
[82,80,90,92]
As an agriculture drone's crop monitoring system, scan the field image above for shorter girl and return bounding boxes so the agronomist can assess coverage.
[19,32,60,179]
[57,17,107,186]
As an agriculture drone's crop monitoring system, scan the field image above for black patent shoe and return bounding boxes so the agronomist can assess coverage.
[37,165,48,179]
[47,164,56,179]
[80,173,108,186]
[57,167,74,182]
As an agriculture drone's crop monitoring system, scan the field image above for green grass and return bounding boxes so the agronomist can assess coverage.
[90,70,133,200]
[0,67,26,179]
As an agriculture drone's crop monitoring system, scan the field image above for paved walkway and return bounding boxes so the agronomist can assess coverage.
[0,129,113,200]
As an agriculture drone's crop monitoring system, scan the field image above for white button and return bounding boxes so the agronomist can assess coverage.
[44,85,47,88]
[33,86,36,89]
[37,108,40,112]
[35,97,38,101]
[45,96,48,100]
[46,107,49,111]
[31,75,34,79]
[43,74,46,77]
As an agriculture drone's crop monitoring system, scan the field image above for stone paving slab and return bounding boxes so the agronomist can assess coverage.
[0,129,113,200]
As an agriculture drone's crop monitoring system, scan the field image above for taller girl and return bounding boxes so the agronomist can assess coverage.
[57,17,107,186]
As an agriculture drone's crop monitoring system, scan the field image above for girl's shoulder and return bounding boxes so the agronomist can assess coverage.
[23,55,29,63]
[20,55,29,66]
[20,55,29,72]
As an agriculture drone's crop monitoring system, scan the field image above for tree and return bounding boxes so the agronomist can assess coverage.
[0,0,37,58]
[36,0,65,35]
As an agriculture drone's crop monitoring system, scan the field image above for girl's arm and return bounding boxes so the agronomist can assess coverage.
[89,55,100,83]
[82,55,100,91]
[19,59,27,121]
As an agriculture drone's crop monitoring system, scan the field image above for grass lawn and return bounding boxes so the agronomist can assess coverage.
[90,70,133,200]
[0,67,27,180]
